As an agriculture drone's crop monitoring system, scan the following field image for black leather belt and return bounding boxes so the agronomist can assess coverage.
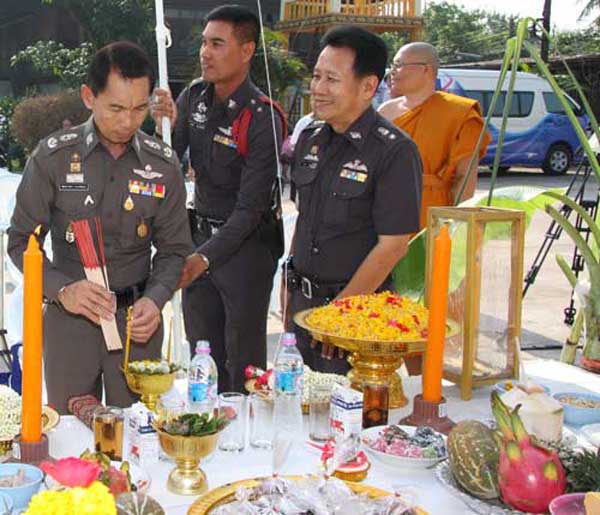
[113,280,146,310]
[286,267,346,301]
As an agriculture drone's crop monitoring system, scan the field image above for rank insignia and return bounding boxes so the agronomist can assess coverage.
[65,223,74,243]
[137,218,149,238]
[310,145,319,155]
[84,195,95,206]
[133,167,163,180]
[70,152,82,173]
[124,195,135,211]
[340,169,368,183]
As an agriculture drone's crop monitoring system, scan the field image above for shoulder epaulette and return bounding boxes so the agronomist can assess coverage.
[43,128,84,155]
[137,132,177,164]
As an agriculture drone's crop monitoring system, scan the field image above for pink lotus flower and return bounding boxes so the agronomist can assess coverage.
[40,457,102,488]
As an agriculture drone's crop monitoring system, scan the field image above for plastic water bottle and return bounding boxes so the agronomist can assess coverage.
[187,340,218,414]
[273,333,304,434]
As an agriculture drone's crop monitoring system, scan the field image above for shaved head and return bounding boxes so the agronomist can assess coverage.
[396,42,439,74]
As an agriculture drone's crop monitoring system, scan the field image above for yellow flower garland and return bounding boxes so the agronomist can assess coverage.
[24,482,116,515]
[305,292,429,341]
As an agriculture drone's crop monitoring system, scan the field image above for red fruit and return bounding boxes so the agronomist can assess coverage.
[492,392,566,513]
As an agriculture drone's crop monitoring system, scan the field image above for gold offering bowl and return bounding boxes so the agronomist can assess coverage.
[156,428,219,496]
[294,309,459,408]
[123,371,175,412]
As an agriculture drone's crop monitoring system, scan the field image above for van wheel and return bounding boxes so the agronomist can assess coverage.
[542,144,571,175]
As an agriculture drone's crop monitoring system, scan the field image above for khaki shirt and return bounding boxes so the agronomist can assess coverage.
[8,117,193,309]
[291,107,423,283]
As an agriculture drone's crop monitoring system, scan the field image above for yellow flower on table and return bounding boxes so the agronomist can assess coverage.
[24,481,116,515]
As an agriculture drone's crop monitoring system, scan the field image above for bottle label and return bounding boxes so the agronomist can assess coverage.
[275,369,303,394]
[189,382,208,402]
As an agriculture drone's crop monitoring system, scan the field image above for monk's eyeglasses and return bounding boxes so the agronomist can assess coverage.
[390,62,430,71]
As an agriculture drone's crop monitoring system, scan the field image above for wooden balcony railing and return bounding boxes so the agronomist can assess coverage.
[283,0,418,21]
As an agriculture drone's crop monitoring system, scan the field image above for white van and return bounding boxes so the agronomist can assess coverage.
[437,68,587,175]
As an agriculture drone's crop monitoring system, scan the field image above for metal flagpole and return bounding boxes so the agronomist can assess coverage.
[154,0,184,364]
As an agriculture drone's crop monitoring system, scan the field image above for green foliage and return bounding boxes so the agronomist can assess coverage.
[551,26,600,55]
[11,41,94,90]
[160,412,230,437]
[0,97,25,171]
[40,0,155,51]
[251,29,308,101]
[423,1,518,63]
[380,32,408,64]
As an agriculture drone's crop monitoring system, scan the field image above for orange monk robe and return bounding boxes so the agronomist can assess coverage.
[393,91,491,228]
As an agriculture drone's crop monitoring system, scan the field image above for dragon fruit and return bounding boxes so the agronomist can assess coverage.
[491,391,566,513]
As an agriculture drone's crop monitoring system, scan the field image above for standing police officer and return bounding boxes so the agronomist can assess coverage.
[285,26,423,374]
[151,6,284,393]
[8,42,192,413]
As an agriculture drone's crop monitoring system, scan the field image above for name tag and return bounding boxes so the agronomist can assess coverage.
[59,184,89,191]
[66,174,84,184]
[340,169,368,183]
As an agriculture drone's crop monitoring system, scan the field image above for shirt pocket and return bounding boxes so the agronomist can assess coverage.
[210,138,242,187]
[291,162,319,214]
[119,192,160,249]
[323,173,371,229]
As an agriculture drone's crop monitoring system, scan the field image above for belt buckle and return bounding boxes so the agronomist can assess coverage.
[301,277,313,299]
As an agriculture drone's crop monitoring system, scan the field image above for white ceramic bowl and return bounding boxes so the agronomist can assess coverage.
[361,425,446,470]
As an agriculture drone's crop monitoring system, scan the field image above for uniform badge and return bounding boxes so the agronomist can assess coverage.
[377,127,390,137]
[124,195,135,211]
[128,180,166,199]
[70,152,82,173]
[137,218,148,238]
[349,131,362,140]
[340,169,368,183]
[60,133,77,143]
[47,137,58,149]
[84,195,95,206]
[143,139,161,151]
[213,134,237,149]
[228,99,237,109]
[86,133,94,146]
[163,146,172,158]
[310,145,319,155]
[65,223,75,244]
[133,166,163,180]
[218,126,233,137]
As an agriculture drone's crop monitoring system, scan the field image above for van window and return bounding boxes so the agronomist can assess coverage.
[465,90,534,118]
[543,92,582,116]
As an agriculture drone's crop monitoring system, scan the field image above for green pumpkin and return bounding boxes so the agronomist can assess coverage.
[448,420,500,500]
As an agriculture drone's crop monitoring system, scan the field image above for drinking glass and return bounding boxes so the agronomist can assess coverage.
[249,392,273,449]
[218,392,246,452]
[93,406,124,461]
[309,384,332,441]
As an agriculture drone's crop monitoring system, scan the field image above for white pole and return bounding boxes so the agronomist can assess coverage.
[155,0,185,365]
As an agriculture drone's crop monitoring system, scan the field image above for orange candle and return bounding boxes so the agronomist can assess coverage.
[21,230,43,442]
[422,224,452,403]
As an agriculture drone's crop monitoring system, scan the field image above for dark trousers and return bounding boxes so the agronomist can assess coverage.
[183,232,276,393]
[44,303,163,414]
[289,290,351,375]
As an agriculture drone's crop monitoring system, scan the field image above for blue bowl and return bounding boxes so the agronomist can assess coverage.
[0,463,43,510]
[0,492,14,515]
[553,391,600,426]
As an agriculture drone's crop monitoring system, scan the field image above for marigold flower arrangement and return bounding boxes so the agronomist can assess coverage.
[24,481,116,515]
[305,292,429,341]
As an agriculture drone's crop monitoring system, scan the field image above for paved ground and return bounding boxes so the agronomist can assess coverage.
[267,166,598,364]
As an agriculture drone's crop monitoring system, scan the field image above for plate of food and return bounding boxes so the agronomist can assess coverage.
[78,450,151,494]
[361,425,447,470]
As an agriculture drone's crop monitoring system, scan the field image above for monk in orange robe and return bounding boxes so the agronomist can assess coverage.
[379,42,490,228]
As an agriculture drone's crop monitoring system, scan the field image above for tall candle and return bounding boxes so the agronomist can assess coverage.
[422,224,452,403]
[21,230,43,442]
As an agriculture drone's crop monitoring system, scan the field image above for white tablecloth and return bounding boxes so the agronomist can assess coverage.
[47,360,600,515]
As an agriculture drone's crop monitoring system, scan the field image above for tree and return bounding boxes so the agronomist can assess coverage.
[41,0,155,51]
[580,0,600,20]
[251,29,308,101]
[11,41,94,90]
[380,32,408,64]
[423,2,519,63]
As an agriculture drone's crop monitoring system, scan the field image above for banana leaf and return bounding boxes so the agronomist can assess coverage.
[393,186,561,297]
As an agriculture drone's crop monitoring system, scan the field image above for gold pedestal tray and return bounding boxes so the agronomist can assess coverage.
[124,371,175,412]
[188,475,429,515]
[157,428,219,496]
[295,309,459,408]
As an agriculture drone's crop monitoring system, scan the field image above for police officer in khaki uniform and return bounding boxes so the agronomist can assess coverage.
[284,26,423,374]
[8,42,192,413]
[151,6,284,393]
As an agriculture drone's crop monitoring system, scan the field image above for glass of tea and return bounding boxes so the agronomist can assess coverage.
[362,380,390,429]
[93,406,124,461]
